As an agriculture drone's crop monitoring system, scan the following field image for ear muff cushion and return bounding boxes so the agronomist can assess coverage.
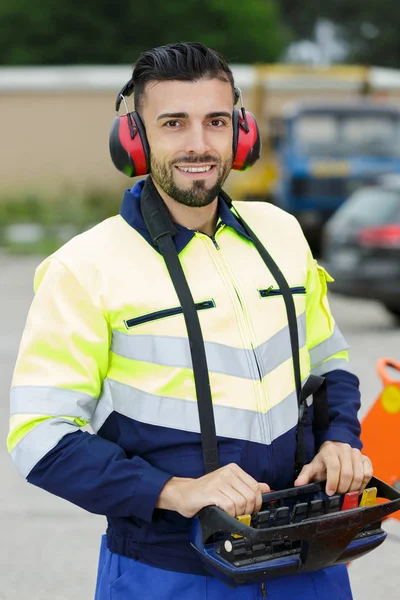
[133,112,151,170]
[232,110,262,171]
[109,112,150,177]
[109,118,134,176]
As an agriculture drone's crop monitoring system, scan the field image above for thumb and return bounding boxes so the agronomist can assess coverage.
[294,462,318,487]
[259,482,270,494]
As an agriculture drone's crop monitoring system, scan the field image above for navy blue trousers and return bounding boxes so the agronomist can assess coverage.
[94,535,353,600]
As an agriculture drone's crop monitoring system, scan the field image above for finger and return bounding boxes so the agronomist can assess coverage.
[324,451,341,496]
[220,465,270,512]
[254,484,270,513]
[259,482,270,494]
[231,464,263,492]
[229,477,259,515]
[360,455,373,492]
[218,487,248,517]
[294,459,324,487]
[212,491,237,517]
[335,446,354,494]
[348,448,364,492]
[228,466,270,511]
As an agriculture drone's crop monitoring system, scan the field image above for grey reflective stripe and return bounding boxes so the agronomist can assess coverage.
[10,418,79,478]
[112,331,253,379]
[10,386,96,421]
[269,388,299,439]
[91,378,301,445]
[90,379,114,433]
[310,357,352,377]
[257,313,306,378]
[111,312,307,381]
[309,325,349,368]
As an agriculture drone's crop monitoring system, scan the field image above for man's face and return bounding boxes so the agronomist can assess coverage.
[140,78,234,207]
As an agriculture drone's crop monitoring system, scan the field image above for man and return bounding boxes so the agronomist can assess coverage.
[9,43,372,599]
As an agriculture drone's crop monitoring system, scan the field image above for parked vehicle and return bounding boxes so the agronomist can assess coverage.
[274,102,400,252]
[322,176,400,320]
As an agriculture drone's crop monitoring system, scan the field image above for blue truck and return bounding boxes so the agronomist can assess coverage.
[273,101,400,250]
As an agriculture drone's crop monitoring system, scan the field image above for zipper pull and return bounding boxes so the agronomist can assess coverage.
[211,235,220,250]
[261,582,267,597]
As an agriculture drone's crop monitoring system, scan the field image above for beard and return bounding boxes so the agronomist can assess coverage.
[150,153,232,208]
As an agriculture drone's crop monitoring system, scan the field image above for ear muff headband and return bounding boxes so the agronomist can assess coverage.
[109,80,261,177]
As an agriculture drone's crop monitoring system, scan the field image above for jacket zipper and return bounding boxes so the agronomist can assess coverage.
[200,231,269,445]
[261,582,267,597]
[203,232,263,382]
[259,286,306,298]
[211,221,222,250]
[211,234,220,250]
[124,299,215,329]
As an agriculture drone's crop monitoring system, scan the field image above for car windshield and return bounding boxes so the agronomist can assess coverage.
[293,112,400,157]
[330,187,400,228]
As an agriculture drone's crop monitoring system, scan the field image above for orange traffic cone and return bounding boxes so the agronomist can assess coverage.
[360,358,400,520]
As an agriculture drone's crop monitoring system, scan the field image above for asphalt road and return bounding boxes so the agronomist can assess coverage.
[1,255,399,600]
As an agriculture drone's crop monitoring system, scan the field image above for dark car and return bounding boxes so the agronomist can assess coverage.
[322,177,400,320]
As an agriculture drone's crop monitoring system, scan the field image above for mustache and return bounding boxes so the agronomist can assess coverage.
[171,155,220,165]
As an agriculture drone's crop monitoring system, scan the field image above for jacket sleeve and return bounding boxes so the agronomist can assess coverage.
[305,251,362,450]
[8,257,172,521]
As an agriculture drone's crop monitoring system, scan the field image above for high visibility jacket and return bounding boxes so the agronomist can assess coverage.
[8,178,361,577]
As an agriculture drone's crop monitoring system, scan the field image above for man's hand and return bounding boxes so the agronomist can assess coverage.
[156,463,270,518]
[294,441,373,496]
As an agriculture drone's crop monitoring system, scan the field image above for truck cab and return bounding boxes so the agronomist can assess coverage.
[274,102,400,250]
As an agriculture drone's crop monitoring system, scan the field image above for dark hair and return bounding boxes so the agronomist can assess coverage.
[132,42,235,114]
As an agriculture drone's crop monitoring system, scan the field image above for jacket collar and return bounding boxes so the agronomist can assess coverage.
[120,177,251,253]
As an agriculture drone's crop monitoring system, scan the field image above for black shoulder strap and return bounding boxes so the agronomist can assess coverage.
[140,178,328,479]
[223,192,328,477]
[226,198,303,404]
[140,178,219,473]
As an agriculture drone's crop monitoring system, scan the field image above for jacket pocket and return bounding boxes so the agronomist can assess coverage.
[258,286,306,298]
[124,299,215,329]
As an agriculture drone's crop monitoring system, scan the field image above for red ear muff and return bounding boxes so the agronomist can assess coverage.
[232,109,262,171]
[109,111,150,177]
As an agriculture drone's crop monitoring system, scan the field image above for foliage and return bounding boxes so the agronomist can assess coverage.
[0,0,289,65]
[2,237,64,255]
[0,189,123,253]
[281,0,400,68]
[317,0,400,68]
[0,189,121,227]
[1,1,398,69]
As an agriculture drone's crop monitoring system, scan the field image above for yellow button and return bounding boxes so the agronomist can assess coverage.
[236,514,251,526]
[359,487,377,507]
[232,514,251,539]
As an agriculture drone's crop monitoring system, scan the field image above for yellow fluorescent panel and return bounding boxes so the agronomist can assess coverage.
[8,414,54,452]
[108,348,310,415]
[12,359,100,396]
[107,354,261,411]
[263,348,310,410]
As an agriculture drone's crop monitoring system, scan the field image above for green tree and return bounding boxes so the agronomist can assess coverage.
[281,0,400,68]
[316,0,400,68]
[0,0,289,65]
